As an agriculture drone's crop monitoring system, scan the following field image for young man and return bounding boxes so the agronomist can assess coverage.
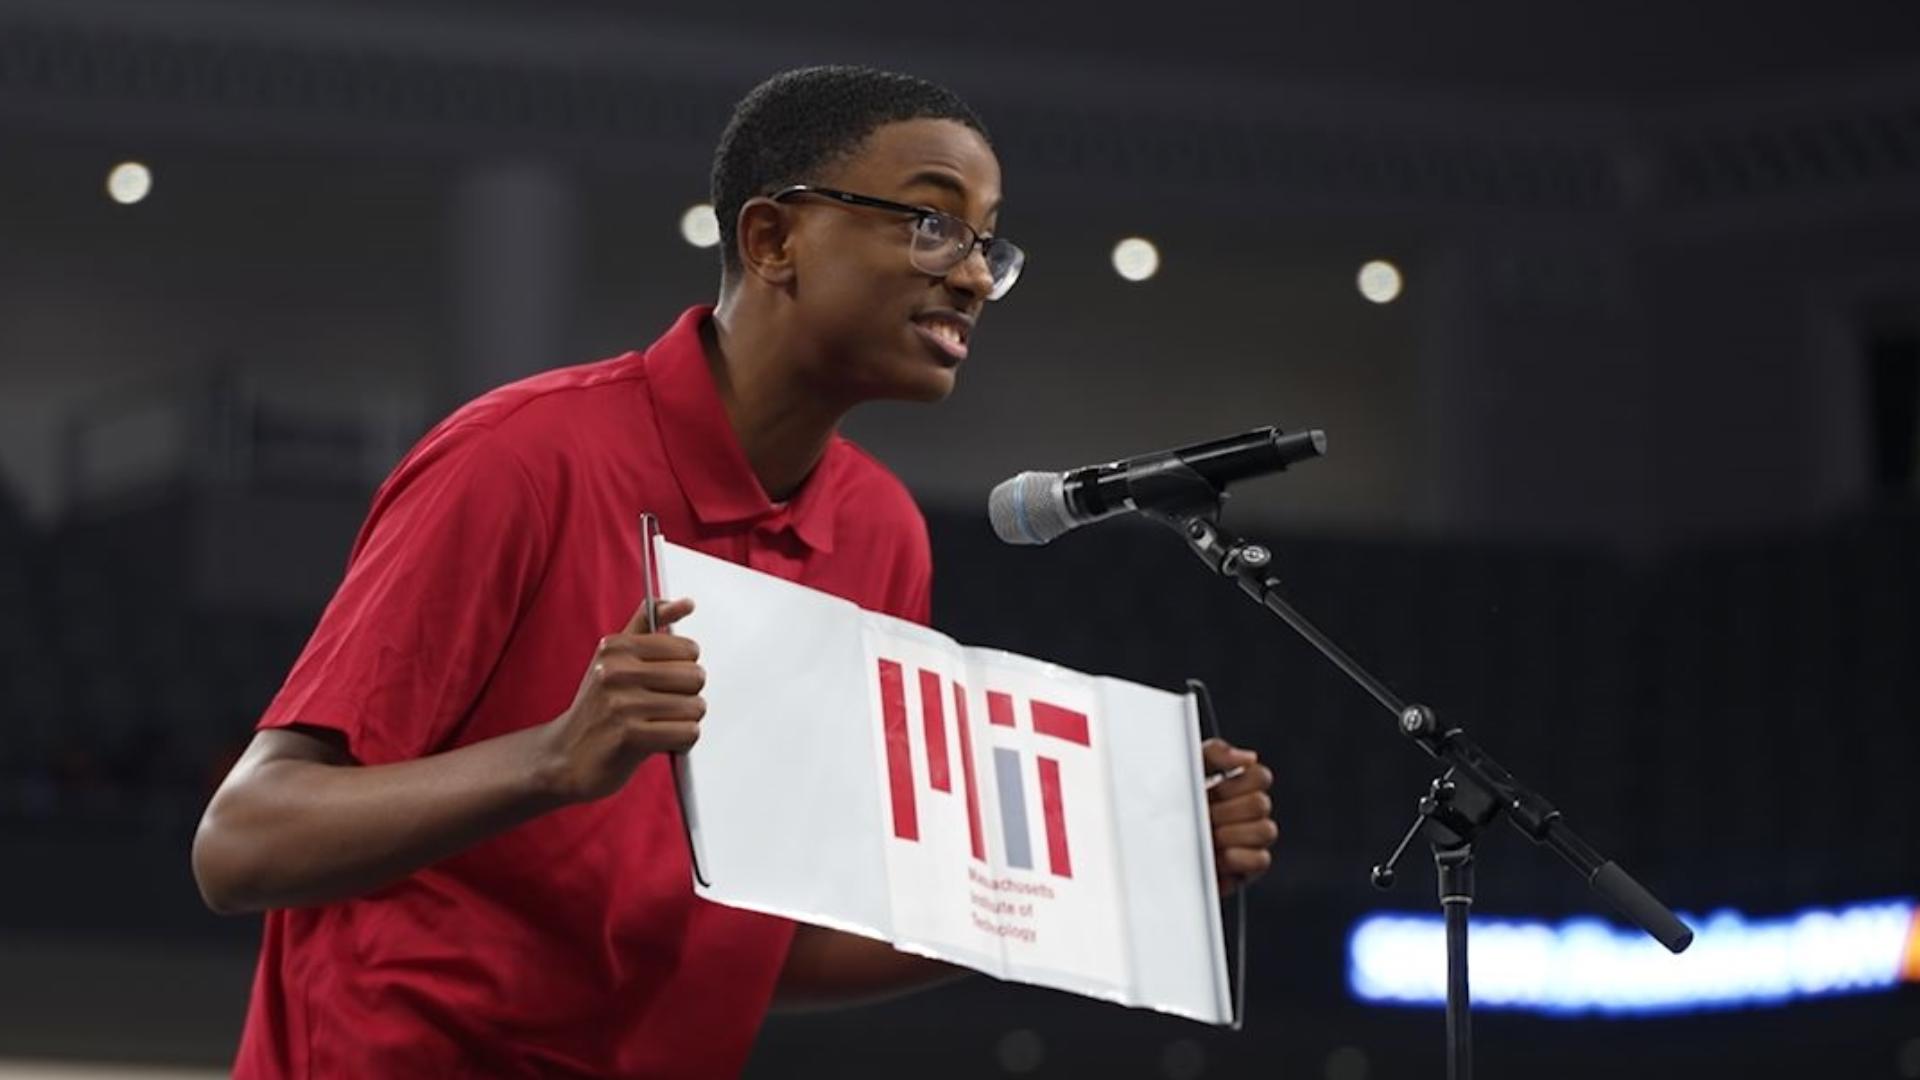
[192,66,1278,1077]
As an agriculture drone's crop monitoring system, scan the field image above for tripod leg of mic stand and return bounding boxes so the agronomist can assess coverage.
[1437,845,1475,1080]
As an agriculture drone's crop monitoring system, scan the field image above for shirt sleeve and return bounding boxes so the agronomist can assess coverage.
[257,423,552,765]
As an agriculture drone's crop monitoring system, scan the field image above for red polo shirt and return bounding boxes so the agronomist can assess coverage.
[235,306,932,1078]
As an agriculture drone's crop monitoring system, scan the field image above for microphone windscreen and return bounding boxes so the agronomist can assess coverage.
[987,471,1072,545]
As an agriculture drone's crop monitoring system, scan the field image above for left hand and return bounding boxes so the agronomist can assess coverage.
[1204,738,1276,895]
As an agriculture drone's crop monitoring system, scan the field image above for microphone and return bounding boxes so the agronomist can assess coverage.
[988,425,1326,545]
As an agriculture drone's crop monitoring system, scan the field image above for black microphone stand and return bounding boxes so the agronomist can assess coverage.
[1127,455,1694,1080]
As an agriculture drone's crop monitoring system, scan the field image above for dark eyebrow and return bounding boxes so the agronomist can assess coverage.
[900,170,1004,218]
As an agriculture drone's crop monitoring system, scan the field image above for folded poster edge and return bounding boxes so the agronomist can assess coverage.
[1184,686,1239,1030]
[690,887,1233,1027]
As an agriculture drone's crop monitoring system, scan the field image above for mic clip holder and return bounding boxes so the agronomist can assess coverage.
[1123,457,1234,525]
[1138,469,1692,1080]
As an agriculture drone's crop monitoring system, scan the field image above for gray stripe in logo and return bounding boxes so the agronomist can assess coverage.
[993,747,1033,870]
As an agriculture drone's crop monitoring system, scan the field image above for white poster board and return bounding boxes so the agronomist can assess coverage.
[661,540,1234,1025]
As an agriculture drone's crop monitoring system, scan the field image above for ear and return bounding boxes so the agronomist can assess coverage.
[735,198,798,288]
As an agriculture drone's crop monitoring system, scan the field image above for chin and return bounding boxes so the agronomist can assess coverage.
[872,379,954,406]
[858,354,957,404]
[916,371,960,401]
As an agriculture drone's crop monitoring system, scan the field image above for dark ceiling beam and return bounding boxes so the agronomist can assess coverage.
[3,7,1919,222]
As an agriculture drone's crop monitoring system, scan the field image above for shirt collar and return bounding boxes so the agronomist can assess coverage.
[644,305,840,553]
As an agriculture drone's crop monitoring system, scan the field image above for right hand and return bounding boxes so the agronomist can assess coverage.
[536,597,705,804]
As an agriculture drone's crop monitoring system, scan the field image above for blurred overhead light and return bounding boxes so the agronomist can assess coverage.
[1112,237,1160,282]
[1357,259,1402,304]
[680,203,720,249]
[106,161,152,205]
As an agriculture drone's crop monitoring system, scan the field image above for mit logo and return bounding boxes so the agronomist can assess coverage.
[876,658,1091,879]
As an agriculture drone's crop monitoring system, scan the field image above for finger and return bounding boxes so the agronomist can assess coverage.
[623,596,695,635]
[1206,791,1272,827]
[652,597,695,629]
[1213,819,1280,850]
[602,634,701,663]
[1215,846,1272,881]
[639,634,700,662]
[1202,738,1258,773]
[622,598,656,635]
[614,689,707,723]
[630,719,701,754]
[1208,763,1272,802]
[602,660,706,694]
[643,661,706,695]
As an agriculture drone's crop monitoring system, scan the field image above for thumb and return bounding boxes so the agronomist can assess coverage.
[1202,738,1257,770]
[624,596,695,634]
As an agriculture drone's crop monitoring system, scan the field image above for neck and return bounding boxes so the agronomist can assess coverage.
[703,293,849,502]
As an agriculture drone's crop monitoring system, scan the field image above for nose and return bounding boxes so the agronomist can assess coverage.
[943,242,995,305]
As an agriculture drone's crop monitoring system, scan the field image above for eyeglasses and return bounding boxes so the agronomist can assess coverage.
[770,184,1025,301]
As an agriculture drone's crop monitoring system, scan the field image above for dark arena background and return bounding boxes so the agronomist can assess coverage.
[4,1,1920,1077]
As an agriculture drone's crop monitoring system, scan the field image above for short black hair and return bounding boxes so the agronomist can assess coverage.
[710,65,989,280]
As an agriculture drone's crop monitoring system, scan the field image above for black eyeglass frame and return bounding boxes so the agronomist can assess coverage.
[768,183,1024,300]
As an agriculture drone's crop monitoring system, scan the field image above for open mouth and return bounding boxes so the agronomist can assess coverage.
[911,312,972,365]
